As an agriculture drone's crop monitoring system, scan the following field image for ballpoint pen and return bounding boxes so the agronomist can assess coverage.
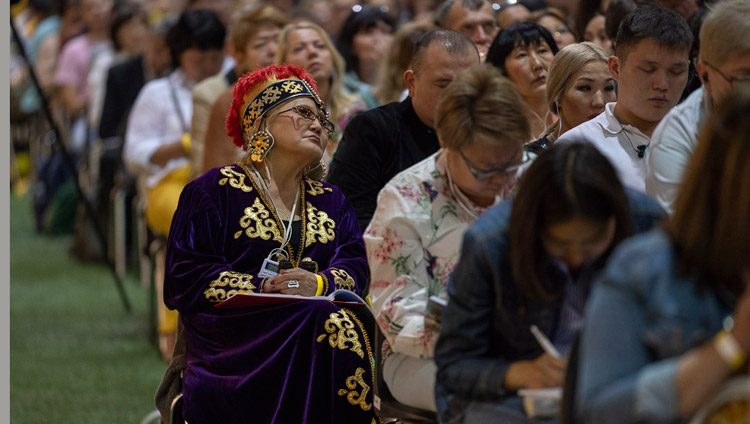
[530,324,563,359]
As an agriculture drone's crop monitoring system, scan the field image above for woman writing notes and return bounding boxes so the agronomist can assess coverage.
[163,65,375,423]
[434,143,664,423]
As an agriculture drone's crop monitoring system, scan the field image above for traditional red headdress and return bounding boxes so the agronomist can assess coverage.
[225,64,323,150]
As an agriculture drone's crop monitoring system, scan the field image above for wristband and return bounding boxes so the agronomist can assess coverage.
[181,133,192,155]
[714,330,746,370]
[314,274,324,296]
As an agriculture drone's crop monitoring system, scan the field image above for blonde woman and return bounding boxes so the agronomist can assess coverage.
[275,21,364,164]
[372,20,438,105]
[528,42,616,152]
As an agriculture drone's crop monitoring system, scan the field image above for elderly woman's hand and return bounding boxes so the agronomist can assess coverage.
[266,268,319,297]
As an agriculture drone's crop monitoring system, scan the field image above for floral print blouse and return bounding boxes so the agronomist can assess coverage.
[364,150,517,359]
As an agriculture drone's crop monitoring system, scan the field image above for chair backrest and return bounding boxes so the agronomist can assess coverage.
[372,323,438,423]
[560,335,581,424]
[169,393,183,424]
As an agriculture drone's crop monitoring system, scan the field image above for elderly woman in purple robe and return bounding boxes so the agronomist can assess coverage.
[163,64,375,423]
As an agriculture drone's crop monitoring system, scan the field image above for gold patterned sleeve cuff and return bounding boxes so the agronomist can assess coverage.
[203,270,258,303]
[326,268,357,292]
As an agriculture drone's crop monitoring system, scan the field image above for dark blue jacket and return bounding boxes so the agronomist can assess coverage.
[434,188,665,407]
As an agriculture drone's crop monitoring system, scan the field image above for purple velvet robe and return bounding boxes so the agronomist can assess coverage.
[164,164,377,423]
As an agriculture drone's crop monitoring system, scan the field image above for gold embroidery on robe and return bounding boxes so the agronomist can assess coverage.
[234,197,283,242]
[331,268,356,291]
[343,308,377,399]
[204,271,256,302]
[306,203,335,247]
[306,180,333,196]
[345,308,374,370]
[337,367,372,411]
[218,166,253,192]
[316,309,364,358]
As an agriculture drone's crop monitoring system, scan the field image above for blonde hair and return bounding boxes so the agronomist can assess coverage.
[275,21,359,125]
[699,0,750,67]
[373,20,439,105]
[665,85,750,295]
[545,42,610,114]
[436,63,530,150]
[228,4,288,54]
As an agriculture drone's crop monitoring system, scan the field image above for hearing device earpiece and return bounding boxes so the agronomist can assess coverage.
[703,73,709,84]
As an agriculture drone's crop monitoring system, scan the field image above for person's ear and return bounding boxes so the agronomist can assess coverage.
[695,59,709,85]
[404,69,416,98]
[608,55,621,82]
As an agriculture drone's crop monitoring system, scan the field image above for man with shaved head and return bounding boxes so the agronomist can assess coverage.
[328,30,479,232]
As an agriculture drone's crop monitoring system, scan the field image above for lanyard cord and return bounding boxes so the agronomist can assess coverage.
[167,78,189,134]
[249,164,301,261]
[611,113,648,159]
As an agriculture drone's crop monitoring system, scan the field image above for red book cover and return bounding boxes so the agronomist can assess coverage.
[214,289,366,309]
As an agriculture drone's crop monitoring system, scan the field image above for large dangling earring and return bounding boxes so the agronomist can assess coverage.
[248,129,274,163]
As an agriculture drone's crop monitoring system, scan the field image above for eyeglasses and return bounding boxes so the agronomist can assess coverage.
[460,149,533,179]
[703,61,750,87]
[278,105,335,133]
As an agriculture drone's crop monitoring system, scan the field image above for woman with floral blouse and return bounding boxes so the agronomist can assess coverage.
[364,63,533,412]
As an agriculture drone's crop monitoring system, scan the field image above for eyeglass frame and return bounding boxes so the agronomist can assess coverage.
[459,149,534,180]
[703,61,750,87]
[277,105,335,133]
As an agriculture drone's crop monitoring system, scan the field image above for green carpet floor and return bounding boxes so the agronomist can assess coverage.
[10,194,167,423]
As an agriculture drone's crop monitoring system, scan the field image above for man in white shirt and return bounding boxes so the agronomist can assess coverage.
[124,9,225,236]
[557,7,692,192]
[123,9,225,361]
[646,0,750,213]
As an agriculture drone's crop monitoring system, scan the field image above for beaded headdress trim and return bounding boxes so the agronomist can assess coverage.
[241,78,326,136]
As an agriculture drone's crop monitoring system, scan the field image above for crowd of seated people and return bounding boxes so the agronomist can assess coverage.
[9,0,750,422]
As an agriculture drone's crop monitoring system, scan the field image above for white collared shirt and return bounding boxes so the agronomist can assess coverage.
[124,69,196,189]
[557,102,650,192]
[645,88,708,214]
